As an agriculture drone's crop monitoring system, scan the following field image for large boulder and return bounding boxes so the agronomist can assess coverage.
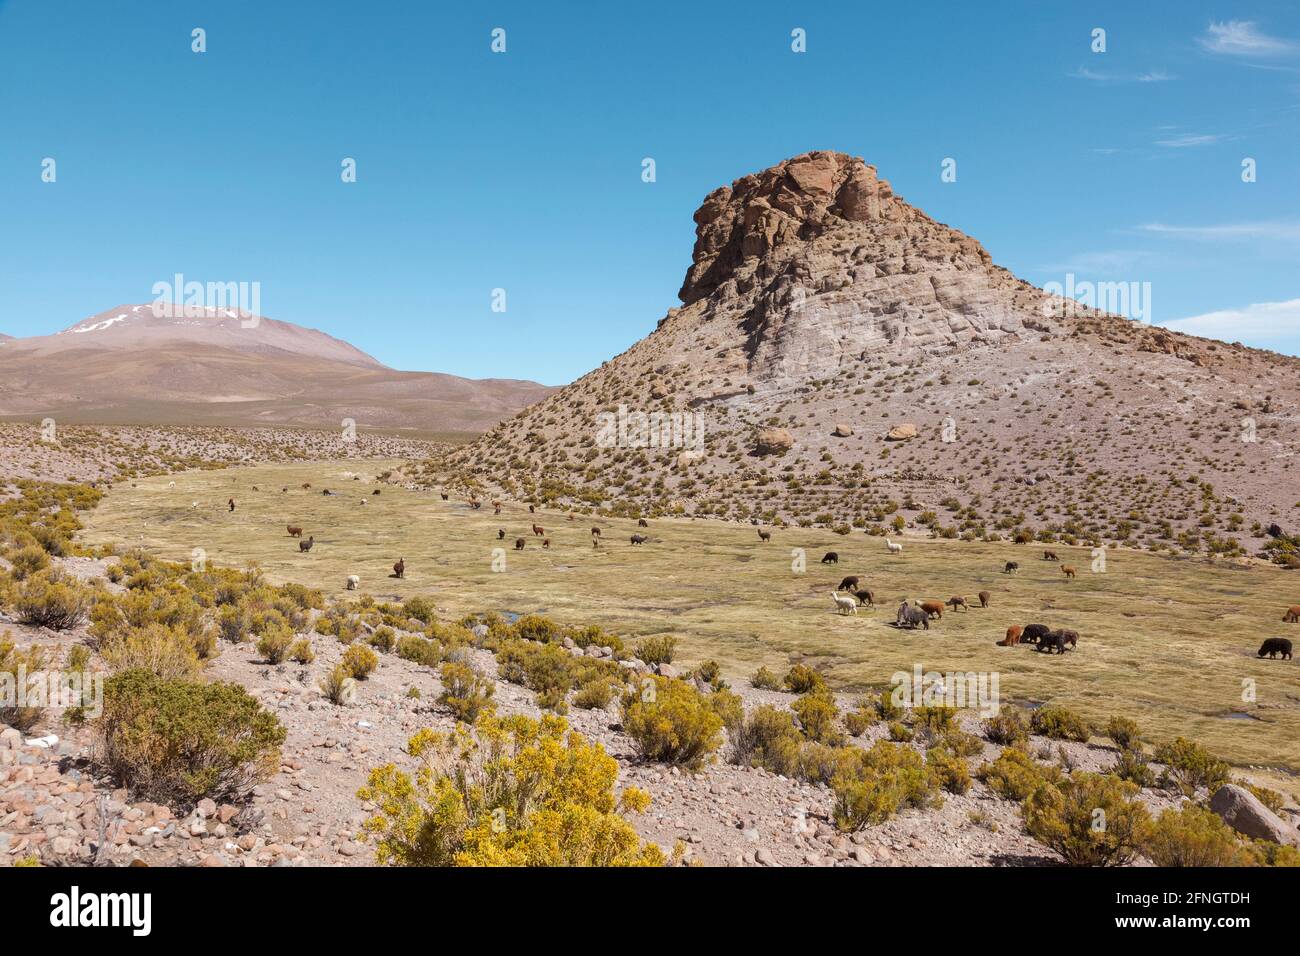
[1209,784,1300,847]
[753,427,794,456]
[885,423,918,441]
[831,423,854,437]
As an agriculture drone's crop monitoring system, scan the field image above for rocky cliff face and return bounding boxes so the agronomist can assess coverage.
[445,152,1299,552]
[674,151,1056,388]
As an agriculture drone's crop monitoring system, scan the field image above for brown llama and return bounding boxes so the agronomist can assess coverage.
[532,524,544,536]
[542,538,551,549]
[917,600,944,620]
[757,529,771,542]
[1061,565,1077,579]
[978,590,990,608]
[1043,550,1059,561]
[286,525,303,537]
[393,558,405,579]
[997,625,1022,647]
[946,596,969,611]
[1283,606,1300,623]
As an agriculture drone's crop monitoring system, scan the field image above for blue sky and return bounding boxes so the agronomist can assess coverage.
[1,0,1297,383]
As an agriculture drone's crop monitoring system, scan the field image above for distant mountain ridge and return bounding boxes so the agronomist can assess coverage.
[0,305,552,434]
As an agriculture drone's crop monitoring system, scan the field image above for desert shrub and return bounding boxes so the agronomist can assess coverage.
[573,677,616,710]
[978,747,1063,801]
[95,669,284,809]
[217,604,250,643]
[693,659,726,689]
[621,676,722,770]
[913,705,956,737]
[874,688,903,721]
[368,625,396,653]
[511,613,562,644]
[887,721,913,742]
[843,704,877,737]
[983,710,1029,746]
[14,569,92,630]
[797,741,861,785]
[937,730,984,758]
[0,637,47,731]
[288,639,315,664]
[8,544,50,579]
[782,663,825,695]
[1111,747,1155,787]
[396,634,442,667]
[357,714,663,866]
[342,644,379,679]
[731,704,802,775]
[1022,772,1150,866]
[498,641,575,712]
[1142,804,1254,867]
[707,688,746,736]
[101,623,203,680]
[1105,715,1142,751]
[564,623,625,656]
[256,621,295,664]
[1251,842,1300,867]
[320,664,355,705]
[1030,705,1091,742]
[438,661,495,724]
[791,689,842,744]
[401,596,438,625]
[634,635,677,666]
[831,741,939,831]
[927,746,973,795]
[750,665,782,690]
[1154,737,1231,796]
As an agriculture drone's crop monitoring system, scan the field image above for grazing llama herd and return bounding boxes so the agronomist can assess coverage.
[210,480,1294,664]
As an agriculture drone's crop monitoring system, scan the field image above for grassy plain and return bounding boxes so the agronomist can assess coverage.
[78,458,1300,770]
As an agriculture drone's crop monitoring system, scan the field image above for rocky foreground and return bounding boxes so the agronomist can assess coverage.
[4,558,1297,868]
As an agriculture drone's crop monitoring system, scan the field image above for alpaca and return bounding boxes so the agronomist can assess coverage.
[498,529,506,540]
[630,534,647,545]
[1282,606,1300,623]
[515,538,525,550]
[532,524,545,536]
[853,589,875,607]
[978,591,991,608]
[346,575,360,590]
[1061,565,1077,579]
[916,600,944,619]
[287,526,303,537]
[168,480,175,489]
[440,492,449,500]
[885,538,902,554]
[591,527,601,538]
[1004,561,1019,574]
[542,538,551,549]
[228,498,235,512]
[997,625,1022,647]
[837,575,860,591]
[757,529,772,542]
[298,536,314,552]
[393,558,405,579]
[638,519,649,528]
[946,596,969,611]
[1258,638,1293,659]
[821,552,839,564]
[1043,550,1059,561]
[832,592,858,615]
[493,501,501,514]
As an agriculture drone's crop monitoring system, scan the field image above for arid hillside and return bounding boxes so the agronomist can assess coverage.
[0,305,553,433]
[444,151,1300,559]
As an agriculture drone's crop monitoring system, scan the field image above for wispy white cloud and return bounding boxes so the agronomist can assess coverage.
[1161,298,1300,355]
[1070,66,1175,83]
[1198,20,1296,57]
[1154,132,1225,148]
[1139,221,1300,241]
